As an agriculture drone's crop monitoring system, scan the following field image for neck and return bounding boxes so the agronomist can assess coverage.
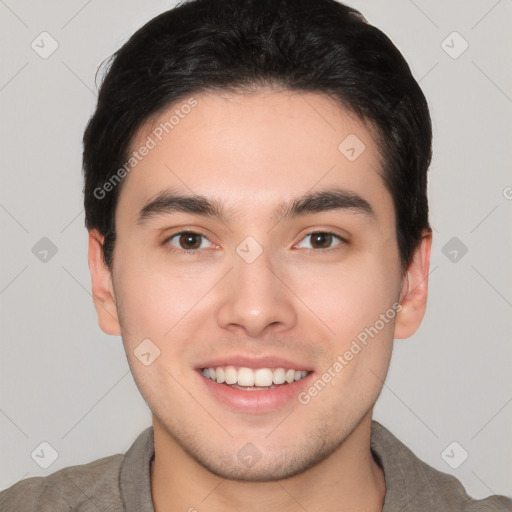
[150,412,386,512]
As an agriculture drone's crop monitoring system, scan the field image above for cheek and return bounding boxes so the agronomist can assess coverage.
[113,255,220,350]
[113,262,175,339]
[292,253,401,339]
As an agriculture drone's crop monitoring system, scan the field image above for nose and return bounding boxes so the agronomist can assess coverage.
[215,248,298,337]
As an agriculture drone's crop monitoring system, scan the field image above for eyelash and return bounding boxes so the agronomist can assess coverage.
[162,230,348,255]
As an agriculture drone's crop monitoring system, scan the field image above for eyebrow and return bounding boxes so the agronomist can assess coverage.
[276,188,374,222]
[136,187,374,226]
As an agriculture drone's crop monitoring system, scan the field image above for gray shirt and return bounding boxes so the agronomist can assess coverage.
[1,421,510,511]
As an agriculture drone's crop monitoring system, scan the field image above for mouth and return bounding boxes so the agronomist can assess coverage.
[196,363,314,413]
[200,366,311,390]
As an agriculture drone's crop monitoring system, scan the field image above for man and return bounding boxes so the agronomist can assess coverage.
[1,0,510,510]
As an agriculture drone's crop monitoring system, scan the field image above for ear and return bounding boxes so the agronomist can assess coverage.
[394,230,432,339]
[88,230,121,336]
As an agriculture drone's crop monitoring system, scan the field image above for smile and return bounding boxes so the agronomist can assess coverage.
[201,366,310,390]
[197,365,314,413]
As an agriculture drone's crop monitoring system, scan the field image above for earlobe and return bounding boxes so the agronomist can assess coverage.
[88,230,121,336]
[394,230,432,339]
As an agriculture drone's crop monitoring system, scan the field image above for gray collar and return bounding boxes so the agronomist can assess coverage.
[119,421,469,512]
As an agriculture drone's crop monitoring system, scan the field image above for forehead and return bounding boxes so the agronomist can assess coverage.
[116,88,392,224]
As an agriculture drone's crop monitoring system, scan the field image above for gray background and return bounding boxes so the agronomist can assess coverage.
[1,0,511,500]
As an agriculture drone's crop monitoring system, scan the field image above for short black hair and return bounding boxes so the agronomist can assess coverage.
[83,0,432,271]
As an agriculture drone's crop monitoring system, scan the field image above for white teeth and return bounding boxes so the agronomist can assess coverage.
[254,368,273,387]
[237,367,255,386]
[224,365,237,385]
[216,367,225,383]
[201,365,310,387]
[272,368,286,385]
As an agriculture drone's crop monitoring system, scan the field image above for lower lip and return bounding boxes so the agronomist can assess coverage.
[197,370,313,413]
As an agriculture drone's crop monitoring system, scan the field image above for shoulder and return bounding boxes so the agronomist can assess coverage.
[0,453,124,512]
[371,421,512,512]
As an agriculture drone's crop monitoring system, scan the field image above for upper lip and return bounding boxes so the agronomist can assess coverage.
[196,355,313,372]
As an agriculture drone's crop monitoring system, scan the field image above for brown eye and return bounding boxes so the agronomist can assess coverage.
[166,231,212,252]
[179,233,202,250]
[296,231,344,251]
[310,233,334,249]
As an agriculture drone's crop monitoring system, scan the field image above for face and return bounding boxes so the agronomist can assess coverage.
[90,88,429,481]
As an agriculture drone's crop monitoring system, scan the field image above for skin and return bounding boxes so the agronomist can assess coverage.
[88,88,431,512]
